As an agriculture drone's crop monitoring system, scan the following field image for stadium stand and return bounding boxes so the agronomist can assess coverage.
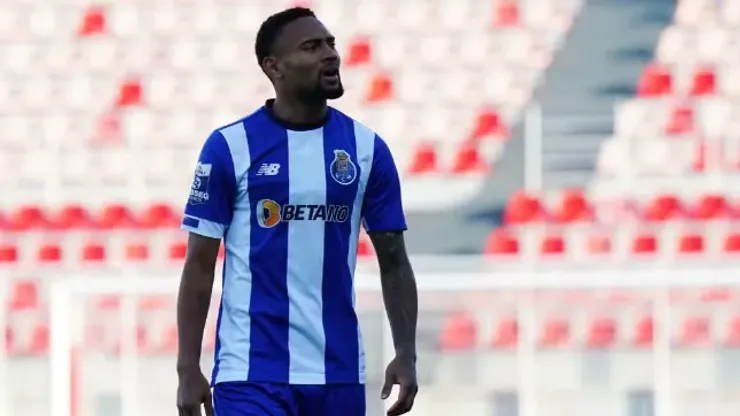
[6,0,740,415]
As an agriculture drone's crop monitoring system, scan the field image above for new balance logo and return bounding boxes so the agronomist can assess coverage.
[256,163,281,176]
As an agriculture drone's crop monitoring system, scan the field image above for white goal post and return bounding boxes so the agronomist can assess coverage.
[47,267,740,416]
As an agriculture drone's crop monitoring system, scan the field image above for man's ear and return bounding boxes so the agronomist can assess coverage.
[262,57,281,80]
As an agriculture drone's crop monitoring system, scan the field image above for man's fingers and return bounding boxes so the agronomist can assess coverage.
[203,391,215,416]
[386,381,417,416]
[380,371,395,399]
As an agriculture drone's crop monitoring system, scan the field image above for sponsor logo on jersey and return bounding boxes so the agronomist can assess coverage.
[329,149,357,185]
[256,163,281,176]
[189,162,212,205]
[256,199,349,228]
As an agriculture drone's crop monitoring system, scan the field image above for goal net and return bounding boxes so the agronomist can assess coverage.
[46,267,740,416]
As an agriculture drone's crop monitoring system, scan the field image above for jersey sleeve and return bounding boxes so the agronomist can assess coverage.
[181,130,237,239]
[361,135,408,233]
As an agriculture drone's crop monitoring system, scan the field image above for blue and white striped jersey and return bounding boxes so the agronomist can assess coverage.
[181,101,407,386]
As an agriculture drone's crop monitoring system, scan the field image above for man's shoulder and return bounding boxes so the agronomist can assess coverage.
[213,106,267,136]
[330,107,379,142]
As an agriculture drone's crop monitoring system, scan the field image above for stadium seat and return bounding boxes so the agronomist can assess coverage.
[491,317,518,348]
[9,280,39,311]
[725,315,740,347]
[632,315,654,347]
[632,233,658,254]
[539,318,569,347]
[345,37,372,66]
[484,229,519,255]
[587,317,617,348]
[637,64,672,96]
[78,6,107,37]
[168,241,188,261]
[691,67,716,96]
[540,234,565,255]
[37,243,63,263]
[552,189,592,223]
[678,233,704,254]
[678,316,711,347]
[407,142,438,175]
[450,143,488,173]
[125,242,150,262]
[0,244,18,263]
[504,191,543,224]
[81,242,107,262]
[643,194,683,222]
[29,324,49,356]
[439,311,477,351]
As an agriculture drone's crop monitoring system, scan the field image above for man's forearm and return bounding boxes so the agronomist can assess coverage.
[380,260,418,358]
[370,231,418,358]
[176,265,214,374]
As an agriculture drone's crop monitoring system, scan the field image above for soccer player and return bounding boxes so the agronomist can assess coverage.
[175,7,419,416]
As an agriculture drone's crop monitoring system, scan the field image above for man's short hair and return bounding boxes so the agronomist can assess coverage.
[255,7,317,66]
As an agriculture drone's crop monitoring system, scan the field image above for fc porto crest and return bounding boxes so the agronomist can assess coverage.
[329,149,357,185]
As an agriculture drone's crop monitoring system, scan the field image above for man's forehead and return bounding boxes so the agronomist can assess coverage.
[276,16,331,48]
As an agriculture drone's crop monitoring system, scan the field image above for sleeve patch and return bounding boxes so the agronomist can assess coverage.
[189,162,212,205]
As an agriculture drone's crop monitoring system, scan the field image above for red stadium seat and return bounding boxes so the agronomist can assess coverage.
[407,142,438,175]
[116,78,143,107]
[81,242,107,262]
[470,109,508,140]
[690,194,729,219]
[95,295,120,311]
[632,233,657,254]
[451,143,488,173]
[679,316,711,347]
[540,234,565,255]
[637,64,672,97]
[139,204,179,229]
[494,1,519,27]
[138,296,170,311]
[159,325,178,353]
[357,236,373,257]
[345,37,372,66]
[678,233,704,254]
[0,244,18,264]
[723,233,740,253]
[665,105,694,136]
[484,229,519,255]
[10,205,48,230]
[97,204,137,229]
[37,243,63,263]
[587,234,612,254]
[587,317,617,348]
[632,316,654,347]
[125,243,150,262]
[29,324,49,355]
[539,318,569,347]
[168,241,188,261]
[643,194,682,221]
[439,311,477,351]
[51,204,92,230]
[690,67,715,96]
[9,280,39,311]
[504,191,543,224]
[491,317,518,348]
[78,6,106,37]
[725,315,740,347]
[552,189,592,223]
[364,73,393,103]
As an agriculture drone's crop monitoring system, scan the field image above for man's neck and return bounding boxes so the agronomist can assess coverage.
[271,97,328,126]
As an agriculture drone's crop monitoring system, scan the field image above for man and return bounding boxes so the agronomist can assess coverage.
[175,7,418,416]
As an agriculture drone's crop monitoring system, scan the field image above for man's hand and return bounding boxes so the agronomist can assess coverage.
[381,355,418,416]
[177,371,214,416]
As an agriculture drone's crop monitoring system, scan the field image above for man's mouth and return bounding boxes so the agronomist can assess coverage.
[321,68,340,83]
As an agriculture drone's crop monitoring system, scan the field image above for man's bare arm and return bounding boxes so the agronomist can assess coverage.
[176,232,220,375]
[368,231,418,359]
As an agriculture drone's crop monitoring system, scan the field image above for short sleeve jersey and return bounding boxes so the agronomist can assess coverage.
[181,100,407,386]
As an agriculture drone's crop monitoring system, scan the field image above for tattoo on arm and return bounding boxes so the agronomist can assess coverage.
[369,231,418,359]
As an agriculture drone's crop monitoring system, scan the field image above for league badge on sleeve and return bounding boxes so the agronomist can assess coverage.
[330,149,357,185]
[189,162,212,205]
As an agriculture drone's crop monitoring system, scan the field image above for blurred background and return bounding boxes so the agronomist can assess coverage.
[3,0,740,415]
